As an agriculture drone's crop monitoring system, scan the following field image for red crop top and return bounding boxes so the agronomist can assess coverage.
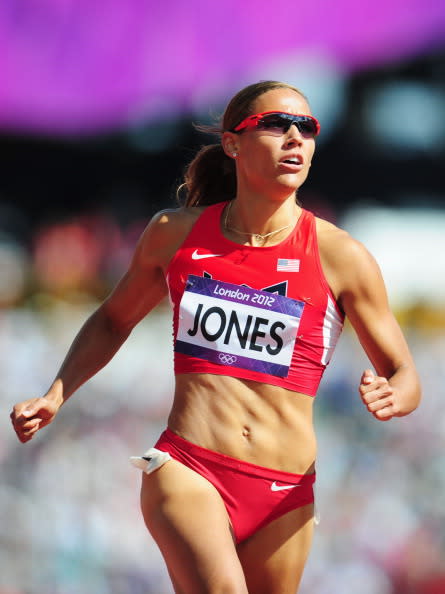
[166,201,344,396]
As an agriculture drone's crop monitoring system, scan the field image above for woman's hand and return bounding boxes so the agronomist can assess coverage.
[10,389,63,443]
[359,369,399,421]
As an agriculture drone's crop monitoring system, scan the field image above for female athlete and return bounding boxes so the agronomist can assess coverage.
[11,80,421,594]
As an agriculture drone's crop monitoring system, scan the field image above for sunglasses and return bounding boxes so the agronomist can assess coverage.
[232,111,320,137]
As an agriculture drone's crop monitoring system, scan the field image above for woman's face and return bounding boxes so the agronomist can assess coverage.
[224,88,317,198]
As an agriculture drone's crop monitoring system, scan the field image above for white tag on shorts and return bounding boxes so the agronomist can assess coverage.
[130,448,172,474]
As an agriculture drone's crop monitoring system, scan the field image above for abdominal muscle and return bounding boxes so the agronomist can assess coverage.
[168,373,317,476]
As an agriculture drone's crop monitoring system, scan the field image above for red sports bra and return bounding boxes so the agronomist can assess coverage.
[166,201,344,396]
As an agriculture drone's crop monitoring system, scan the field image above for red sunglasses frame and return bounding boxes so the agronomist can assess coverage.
[232,111,320,136]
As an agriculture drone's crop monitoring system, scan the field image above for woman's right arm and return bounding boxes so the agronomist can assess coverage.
[10,208,192,443]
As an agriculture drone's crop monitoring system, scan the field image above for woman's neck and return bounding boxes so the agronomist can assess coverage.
[223,196,301,246]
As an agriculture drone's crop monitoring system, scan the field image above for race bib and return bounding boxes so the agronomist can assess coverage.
[175,275,305,377]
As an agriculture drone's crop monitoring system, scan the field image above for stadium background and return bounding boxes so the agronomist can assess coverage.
[1,2,444,592]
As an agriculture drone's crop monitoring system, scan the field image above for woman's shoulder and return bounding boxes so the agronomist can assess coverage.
[314,213,383,299]
[135,206,207,269]
[151,205,206,229]
[314,214,368,261]
[144,205,205,241]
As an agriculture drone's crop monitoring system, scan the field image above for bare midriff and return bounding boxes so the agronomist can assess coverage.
[168,373,317,476]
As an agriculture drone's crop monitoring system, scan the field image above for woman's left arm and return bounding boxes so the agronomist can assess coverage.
[332,233,421,421]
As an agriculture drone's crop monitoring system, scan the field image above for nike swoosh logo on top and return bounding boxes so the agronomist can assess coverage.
[270,482,299,492]
[191,249,222,260]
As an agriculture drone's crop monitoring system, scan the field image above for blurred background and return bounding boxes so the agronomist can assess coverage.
[1,1,445,592]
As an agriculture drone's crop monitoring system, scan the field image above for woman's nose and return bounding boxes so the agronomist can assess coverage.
[284,124,303,144]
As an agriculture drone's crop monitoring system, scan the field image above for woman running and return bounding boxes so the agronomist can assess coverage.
[11,80,421,594]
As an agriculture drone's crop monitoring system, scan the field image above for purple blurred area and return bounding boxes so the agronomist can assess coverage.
[1,0,445,134]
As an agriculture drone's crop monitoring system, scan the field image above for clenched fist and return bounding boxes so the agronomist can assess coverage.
[359,369,399,421]
[10,391,63,443]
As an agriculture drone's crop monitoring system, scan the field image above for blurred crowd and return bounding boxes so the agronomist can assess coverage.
[1,210,445,594]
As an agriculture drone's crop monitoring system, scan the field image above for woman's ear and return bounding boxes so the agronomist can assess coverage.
[222,131,239,159]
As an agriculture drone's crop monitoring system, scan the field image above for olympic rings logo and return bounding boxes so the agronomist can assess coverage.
[218,353,237,365]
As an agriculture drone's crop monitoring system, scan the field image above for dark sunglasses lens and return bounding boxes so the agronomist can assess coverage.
[257,114,317,136]
[296,118,317,136]
[256,115,290,132]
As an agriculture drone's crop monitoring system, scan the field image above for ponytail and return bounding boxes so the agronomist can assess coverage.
[179,144,236,207]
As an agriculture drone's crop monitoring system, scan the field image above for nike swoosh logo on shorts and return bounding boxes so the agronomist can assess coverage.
[270,481,299,492]
[191,249,222,260]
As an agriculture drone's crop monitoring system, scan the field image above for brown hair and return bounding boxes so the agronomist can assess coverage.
[178,80,307,207]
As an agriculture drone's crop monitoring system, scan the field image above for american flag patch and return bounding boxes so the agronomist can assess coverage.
[277,258,300,272]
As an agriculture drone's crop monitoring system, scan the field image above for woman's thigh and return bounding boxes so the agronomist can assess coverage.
[237,503,315,594]
[140,459,248,594]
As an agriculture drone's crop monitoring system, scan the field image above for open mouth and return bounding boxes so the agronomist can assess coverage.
[280,156,303,166]
[280,158,303,169]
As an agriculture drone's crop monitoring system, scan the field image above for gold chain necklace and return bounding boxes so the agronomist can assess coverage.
[224,201,293,244]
